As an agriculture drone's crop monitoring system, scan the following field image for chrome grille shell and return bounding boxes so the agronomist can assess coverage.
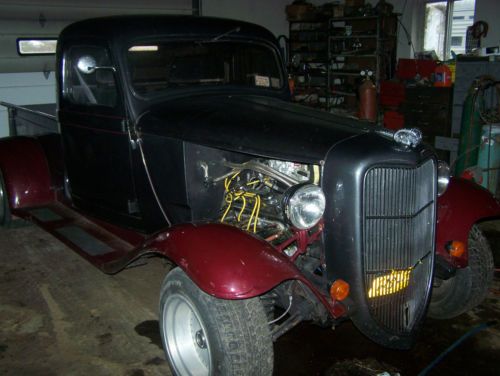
[363,160,436,334]
[321,132,437,349]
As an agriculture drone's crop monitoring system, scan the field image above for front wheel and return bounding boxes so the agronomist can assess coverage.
[159,268,273,376]
[429,225,494,319]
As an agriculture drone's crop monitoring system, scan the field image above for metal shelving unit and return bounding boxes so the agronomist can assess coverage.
[327,14,398,114]
[288,14,398,113]
[288,20,329,109]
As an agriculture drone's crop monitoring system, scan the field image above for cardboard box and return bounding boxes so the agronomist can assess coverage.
[286,4,315,21]
[333,5,344,17]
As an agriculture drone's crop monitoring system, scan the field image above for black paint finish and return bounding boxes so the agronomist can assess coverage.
[322,133,436,349]
[51,15,440,348]
[139,94,371,164]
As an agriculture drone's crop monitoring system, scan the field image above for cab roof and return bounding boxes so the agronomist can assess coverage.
[59,15,278,46]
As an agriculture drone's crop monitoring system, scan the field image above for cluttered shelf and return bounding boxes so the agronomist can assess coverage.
[287,0,398,118]
[329,54,377,57]
[330,90,357,96]
[329,70,362,76]
[329,35,378,39]
[286,2,499,196]
[329,15,380,21]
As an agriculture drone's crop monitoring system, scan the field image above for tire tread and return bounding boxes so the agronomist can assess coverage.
[160,268,273,376]
[429,225,494,319]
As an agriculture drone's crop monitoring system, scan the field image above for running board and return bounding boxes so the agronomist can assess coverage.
[13,203,147,273]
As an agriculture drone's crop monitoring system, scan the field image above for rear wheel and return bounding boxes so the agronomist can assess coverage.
[159,267,273,376]
[429,225,494,319]
[0,169,11,227]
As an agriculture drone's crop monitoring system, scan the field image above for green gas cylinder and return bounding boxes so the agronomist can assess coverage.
[478,124,500,194]
[455,85,485,176]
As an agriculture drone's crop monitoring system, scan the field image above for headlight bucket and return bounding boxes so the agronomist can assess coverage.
[437,160,450,196]
[283,183,325,230]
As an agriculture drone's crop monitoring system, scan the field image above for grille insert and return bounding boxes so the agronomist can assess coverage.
[363,160,435,334]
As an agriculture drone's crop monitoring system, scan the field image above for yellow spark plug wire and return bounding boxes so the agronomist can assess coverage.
[220,191,234,222]
[220,171,262,233]
[235,191,247,221]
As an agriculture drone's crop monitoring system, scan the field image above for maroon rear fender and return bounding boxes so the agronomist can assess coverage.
[437,177,500,267]
[147,223,303,299]
[0,136,54,209]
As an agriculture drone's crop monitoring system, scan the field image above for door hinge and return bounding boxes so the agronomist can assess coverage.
[124,120,140,150]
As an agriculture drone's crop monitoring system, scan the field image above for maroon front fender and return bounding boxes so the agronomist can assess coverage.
[0,137,54,209]
[437,177,500,267]
[147,223,303,299]
[111,223,345,318]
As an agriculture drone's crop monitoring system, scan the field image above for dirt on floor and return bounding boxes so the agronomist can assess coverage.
[274,220,500,376]
[0,220,499,376]
[0,224,172,376]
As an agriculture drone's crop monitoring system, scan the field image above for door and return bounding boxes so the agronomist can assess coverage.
[59,42,139,225]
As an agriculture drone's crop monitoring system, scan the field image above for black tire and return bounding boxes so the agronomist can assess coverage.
[429,225,494,319]
[0,169,12,227]
[159,267,273,376]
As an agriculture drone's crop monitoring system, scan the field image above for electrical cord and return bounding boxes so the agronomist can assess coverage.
[136,135,171,227]
[268,295,293,325]
[397,19,417,60]
[453,78,500,180]
[401,0,408,15]
[417,321,497,376]
[478,81,500,190]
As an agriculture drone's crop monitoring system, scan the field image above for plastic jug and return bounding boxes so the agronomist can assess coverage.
[434,64,452,87]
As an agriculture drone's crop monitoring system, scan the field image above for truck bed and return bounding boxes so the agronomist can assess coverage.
[0,102,57,137]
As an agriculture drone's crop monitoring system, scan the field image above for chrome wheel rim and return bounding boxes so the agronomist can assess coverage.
[432,277,453,301]
[163,293,212,376]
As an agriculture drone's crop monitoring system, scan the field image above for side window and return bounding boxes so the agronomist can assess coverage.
[63,46,118,107]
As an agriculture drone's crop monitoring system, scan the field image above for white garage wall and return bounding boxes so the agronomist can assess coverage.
[474,0,500,48]
[1,0,494,138]
[0,0,193,73]
[393,0,497,60]
[203,0,419,59]
[0,72,56,137]
[0,0,193,137]
[202,0,292,38]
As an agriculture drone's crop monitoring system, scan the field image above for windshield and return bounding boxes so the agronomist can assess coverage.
[127,41,283,96]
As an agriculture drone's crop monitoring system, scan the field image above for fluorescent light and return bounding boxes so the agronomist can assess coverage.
[18,39,57,55]
[128,45,158,52]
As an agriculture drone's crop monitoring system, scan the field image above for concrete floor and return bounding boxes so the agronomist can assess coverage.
[0,222,499,376]
[0,224,171,376]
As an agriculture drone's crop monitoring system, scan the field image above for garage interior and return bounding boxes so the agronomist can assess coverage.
[0,1,499,375]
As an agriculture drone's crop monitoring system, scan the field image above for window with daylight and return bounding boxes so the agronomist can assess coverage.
[423,0,476,60]
[451,36,463,46]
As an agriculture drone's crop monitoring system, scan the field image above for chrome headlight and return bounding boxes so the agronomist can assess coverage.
[284,184,325,230]
[394,128,422,148]
[437,160,450,196]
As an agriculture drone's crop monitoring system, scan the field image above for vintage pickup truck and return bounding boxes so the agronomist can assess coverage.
[0,15,498,375]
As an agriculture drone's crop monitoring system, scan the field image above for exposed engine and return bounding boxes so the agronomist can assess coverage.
[193,154,330,332]
[214,158,324,258]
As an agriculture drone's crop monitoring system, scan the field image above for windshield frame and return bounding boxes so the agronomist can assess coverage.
[123,36,287,102]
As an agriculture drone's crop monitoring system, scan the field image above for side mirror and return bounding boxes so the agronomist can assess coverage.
[77,55,97,74]
[76,55,117,75]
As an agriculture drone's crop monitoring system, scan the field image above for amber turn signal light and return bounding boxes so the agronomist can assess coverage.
[330,279,350,301]
[447,240,466,258]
